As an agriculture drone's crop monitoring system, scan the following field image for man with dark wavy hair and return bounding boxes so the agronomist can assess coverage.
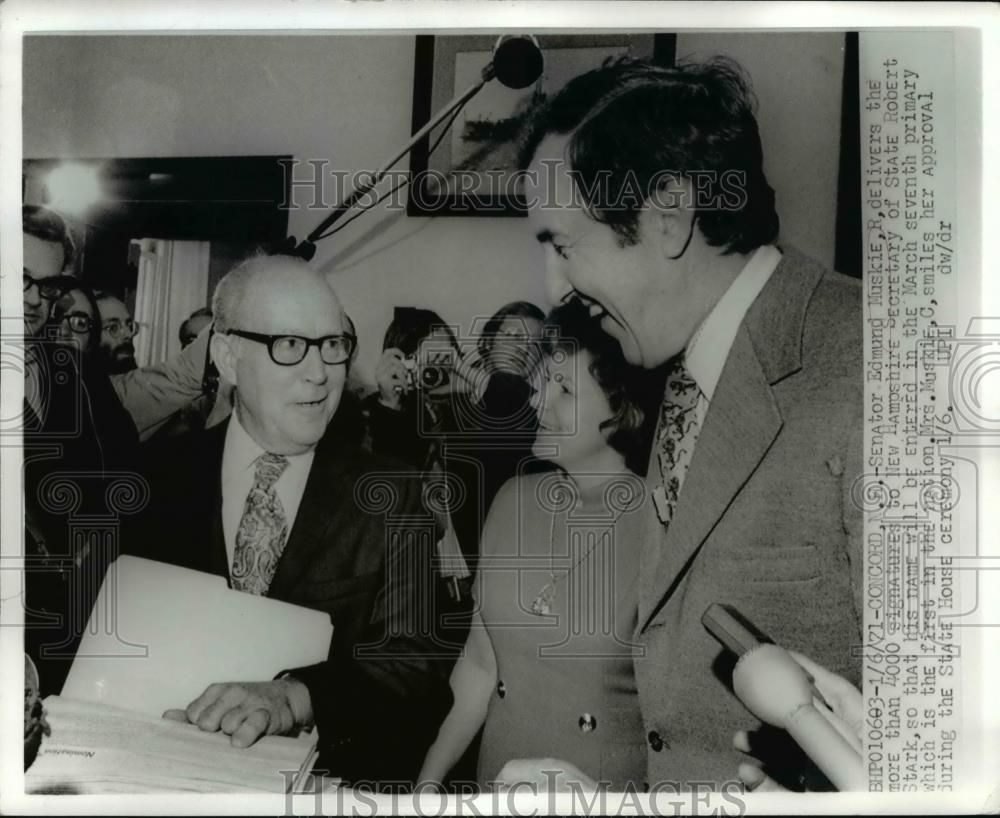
[508,57,863,790]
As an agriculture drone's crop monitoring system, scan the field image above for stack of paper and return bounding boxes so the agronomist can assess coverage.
[26,556,336,794]
[61,556,334,717]
[26,696,317,794]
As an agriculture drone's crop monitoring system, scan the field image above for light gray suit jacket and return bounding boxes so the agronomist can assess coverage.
[111,326,232,439]
[633,247,863,788]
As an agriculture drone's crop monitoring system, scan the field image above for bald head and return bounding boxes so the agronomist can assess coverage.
[210,254,349,455]
[212,254,344,336]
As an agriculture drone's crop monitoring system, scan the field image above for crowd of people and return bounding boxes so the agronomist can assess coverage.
[20,55,864,794]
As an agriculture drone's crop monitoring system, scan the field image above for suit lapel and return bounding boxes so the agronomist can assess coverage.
[203,422,231,580]
[267,434,354,598]
[207,499,229,581]
[638,328,782,630]
[637,248,826,632]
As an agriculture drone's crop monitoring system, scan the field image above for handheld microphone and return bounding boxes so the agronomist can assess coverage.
[703,603,865,792]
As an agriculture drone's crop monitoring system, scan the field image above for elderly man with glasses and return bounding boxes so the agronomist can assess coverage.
[128,252,462,786]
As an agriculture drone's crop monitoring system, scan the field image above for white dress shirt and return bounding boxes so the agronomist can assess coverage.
[685,244,782,400]
[220,411,316,575]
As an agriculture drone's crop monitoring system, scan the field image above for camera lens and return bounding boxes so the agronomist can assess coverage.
[420,366,449,390]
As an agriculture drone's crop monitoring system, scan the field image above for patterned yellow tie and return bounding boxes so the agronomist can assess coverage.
[231,452,289,595]
[651,357,707,527]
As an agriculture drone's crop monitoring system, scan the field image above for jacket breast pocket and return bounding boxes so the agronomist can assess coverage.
[721,543,824,586]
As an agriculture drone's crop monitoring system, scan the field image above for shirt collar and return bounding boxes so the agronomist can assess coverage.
[223,409,267,476]
[222,408,317,476]
[685,244,782,401]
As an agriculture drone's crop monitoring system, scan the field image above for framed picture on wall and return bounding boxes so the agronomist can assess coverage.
[407,33,676,217]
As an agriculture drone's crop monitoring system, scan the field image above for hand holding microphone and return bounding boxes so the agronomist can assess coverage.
[703,604,865,792]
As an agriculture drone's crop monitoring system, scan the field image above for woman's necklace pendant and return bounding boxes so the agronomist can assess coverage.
[531,582,555,616]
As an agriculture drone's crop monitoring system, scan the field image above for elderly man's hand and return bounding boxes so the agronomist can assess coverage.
[493,758,597,793]
[733,651,863,792]
[163,679,313,748]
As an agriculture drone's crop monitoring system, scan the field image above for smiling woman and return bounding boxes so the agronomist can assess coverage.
[418,298,662,791]
[532,298,661,476]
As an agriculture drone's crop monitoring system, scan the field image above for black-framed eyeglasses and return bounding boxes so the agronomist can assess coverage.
[102,318,141,340]
[59,311,95,335]
[227,329,356,366]
[23,273,73,301]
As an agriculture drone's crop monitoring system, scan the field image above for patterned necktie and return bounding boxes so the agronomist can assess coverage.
[231,452,289,595]
[651,357,708,527]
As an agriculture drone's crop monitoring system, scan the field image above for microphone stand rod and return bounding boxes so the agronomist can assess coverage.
[299,63,497,252]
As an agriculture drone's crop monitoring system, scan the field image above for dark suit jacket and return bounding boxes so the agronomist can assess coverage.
[23,338,139,696]
[128,405,465,784]
[633,247,863,788]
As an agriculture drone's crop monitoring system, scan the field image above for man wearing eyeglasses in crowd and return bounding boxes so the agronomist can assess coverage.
[22,205,79,411]
[94,291,139,374]
[21,205,139,695]
[21,204,222,441]
[129,253,462,785]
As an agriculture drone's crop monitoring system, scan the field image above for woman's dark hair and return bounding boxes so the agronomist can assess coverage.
[49,279,102,354]
[382,307,457,356]
[541,299,661,475]
[517,56,779,255]
[22,205,76,273]
[479,300,546,357]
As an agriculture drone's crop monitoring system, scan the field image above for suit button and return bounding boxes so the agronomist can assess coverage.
[578,713,597,733]
[497,680,506,699]
[648,730,664,752]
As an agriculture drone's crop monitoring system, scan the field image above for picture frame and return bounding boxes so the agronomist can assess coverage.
[407,33,676,217]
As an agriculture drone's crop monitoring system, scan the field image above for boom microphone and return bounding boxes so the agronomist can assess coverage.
[285,34,545,260]
[490,35,544,89]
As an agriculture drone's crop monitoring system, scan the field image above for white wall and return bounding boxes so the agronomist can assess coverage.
[24,33,845,389]
[24,35,547,388]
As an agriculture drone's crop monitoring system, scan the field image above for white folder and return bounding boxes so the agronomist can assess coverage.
[61,555,333,717]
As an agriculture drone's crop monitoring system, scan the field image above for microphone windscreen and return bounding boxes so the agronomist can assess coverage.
[492,36,544,89]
